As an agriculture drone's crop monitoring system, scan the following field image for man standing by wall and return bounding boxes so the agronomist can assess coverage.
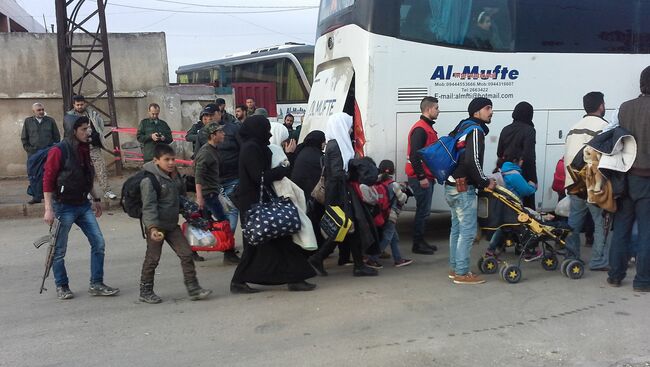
[608,67,650,292]
[22,102,60,204]
[43,115,119,300]
[563,92,610,271]
[185,105,216,158]
[67,95,117,200]
[446,98,496,285]
[406,97,440,255]
[136,103,173,163]
[245,97,256,117]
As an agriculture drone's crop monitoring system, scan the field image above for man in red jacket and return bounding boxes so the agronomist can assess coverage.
[43,116,119,300]
[406,97,440,255]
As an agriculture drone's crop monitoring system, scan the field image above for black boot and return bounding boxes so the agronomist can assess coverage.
[223,250,240,265]
[139,282,162,304]
[412,241,434,255]
[185,279,212,301]
[192,251,205,262]
[230,282,261,294]
[288,281,317,291]
[307,254,328,276]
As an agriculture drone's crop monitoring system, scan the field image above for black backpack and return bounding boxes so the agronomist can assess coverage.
[120,170,161,219]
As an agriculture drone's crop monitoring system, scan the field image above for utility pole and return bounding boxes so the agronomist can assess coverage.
[55,0,122,175]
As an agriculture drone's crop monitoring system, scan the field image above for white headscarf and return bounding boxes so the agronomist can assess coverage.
[269,122,289,146]
[325,112,354,171]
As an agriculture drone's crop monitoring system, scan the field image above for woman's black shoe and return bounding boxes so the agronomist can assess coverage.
[287,281,317,292]
[353,265,378,277]
[308,255,328,276]
[230,282,260,294]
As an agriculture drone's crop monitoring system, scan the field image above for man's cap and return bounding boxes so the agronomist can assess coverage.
[215,98,226,105]
[200,105,217,118]
[252,107,269,118]
[204,123,224,135]
[468,97,493,116]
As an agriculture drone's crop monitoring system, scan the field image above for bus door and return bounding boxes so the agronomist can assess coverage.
[299,59,354,143]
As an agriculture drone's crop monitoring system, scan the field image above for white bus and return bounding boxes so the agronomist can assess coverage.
[176,43,314,122]
[301,0,650,211]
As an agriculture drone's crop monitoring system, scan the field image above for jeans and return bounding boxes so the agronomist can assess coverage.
[609,175,650,288]
[204,192,226,221]
[221,178,239,231]
[52,201,105,286]
[408,177,434,243]
[445,185,477,276]
[369,221,402,263]
[565,195,609,269]
[487,228,504,253]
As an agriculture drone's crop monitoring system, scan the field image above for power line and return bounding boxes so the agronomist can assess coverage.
[108,3,317,14]
[147,0,316,9]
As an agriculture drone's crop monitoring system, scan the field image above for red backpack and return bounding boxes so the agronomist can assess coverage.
[372,182,392,227]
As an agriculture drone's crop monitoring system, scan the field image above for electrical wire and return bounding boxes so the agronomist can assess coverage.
[108,3,317,14]
[147,0,316,9]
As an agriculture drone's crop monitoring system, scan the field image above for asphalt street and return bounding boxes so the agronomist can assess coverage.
[0,212,649,367]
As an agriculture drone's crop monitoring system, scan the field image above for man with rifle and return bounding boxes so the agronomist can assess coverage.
[42,115,119,300]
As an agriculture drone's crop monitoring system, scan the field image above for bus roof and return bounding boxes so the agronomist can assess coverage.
[176,43,314,74]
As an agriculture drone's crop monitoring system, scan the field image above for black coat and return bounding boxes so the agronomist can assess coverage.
[291,145,323,199]
[232,116,315,285]
[497,120,537,183]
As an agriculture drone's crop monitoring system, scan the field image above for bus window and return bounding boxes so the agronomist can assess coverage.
[278,59,308,103]
[297,53,314,84]
[639,1,650,53]
[177,73,189,84]
[398,0,513,51]
[194,69,211,83]
[319,0,355,21]
[516,0,637,53]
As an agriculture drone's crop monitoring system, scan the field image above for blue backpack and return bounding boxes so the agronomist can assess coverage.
[418,120,484,184]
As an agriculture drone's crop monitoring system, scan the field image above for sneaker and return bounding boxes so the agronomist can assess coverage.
[104,190,117,200]
[353,265,378,277]
[394,259,413,268]
[56,285,74,300]
[484,249,498,259]
[365,259,383,269]
[88,282,120,296]
[448,270,456,279]
[453,272,486,285]
[523,249,543,262]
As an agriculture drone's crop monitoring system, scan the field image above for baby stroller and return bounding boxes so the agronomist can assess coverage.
[477,186,583,283]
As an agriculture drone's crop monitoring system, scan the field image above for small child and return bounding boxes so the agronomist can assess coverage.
[486,156,537,259]
[139,144,212,304]
[365,160,413,268]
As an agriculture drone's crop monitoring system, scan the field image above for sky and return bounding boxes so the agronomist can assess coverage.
[17,0,320,81]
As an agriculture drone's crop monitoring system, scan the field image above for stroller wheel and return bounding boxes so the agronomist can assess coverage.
[477,257,484,272]
[541,254,559,271]
[481,257,499,274]
[499,264,508,281]
[566,260,585,279]
[560,258,572,277]
[503,265,522,284]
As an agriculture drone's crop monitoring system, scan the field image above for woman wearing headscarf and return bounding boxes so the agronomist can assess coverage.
[230,115,317,293]
[306,113,378,277]
[291,130,327,248]
[497,101,537,208]
[270,121,297,168]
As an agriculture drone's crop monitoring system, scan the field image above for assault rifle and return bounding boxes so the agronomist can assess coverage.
[33,218,61,294]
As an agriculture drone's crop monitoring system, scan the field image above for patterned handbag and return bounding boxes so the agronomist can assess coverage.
[242,175,301,246]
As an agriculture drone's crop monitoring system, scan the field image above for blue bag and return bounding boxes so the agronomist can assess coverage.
[418,121,483,184]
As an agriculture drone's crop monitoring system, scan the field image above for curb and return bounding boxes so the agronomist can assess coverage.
[0,200,120,219]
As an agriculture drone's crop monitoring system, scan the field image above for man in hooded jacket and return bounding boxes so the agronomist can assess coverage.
[497,101,537,208]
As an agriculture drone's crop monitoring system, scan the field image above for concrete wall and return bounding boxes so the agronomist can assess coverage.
[0,32,220,177]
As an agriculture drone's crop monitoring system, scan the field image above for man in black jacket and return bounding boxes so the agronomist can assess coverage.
[22,102,61,204]
[445,98,496,285]
[497,101,537,208]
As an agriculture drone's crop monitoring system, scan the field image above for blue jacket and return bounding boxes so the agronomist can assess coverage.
[501,161,536,199]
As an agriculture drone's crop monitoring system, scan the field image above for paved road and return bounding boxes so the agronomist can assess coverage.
[1,212,648,367]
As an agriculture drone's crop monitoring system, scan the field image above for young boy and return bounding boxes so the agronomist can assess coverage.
[139,144,212,304]
[365,160,413,268]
